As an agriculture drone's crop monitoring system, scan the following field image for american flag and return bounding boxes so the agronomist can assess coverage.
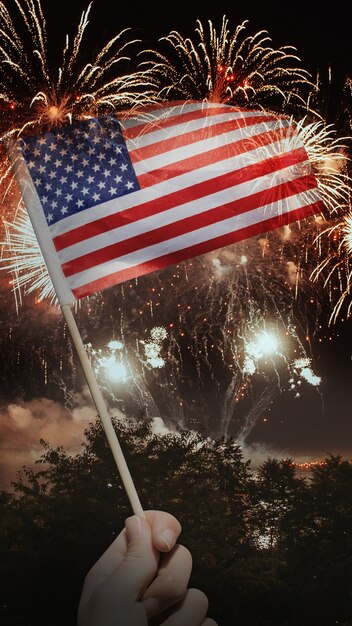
[17,101,323,304]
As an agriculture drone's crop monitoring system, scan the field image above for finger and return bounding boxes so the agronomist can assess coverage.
[80,509,180,605]
[160,588,210,626]
[107,515,159,599]
[141,544,192,619]
[144,510,182,552]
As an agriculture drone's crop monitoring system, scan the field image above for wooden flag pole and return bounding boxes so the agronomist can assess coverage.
[8,148,144,518]
[61,303,145,518]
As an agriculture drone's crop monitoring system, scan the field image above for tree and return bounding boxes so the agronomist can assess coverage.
[0,418,252,626]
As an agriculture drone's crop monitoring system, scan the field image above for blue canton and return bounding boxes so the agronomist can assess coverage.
[20,117,139,225]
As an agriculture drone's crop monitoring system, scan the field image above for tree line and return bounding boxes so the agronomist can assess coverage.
[1,417,352,626]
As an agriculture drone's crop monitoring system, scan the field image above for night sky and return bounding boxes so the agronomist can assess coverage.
[50,1,352,77]
[0,0,352,490]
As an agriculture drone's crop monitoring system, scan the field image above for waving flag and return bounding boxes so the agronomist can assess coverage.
[14,101,323,304]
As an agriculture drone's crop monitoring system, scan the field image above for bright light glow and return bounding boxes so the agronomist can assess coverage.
[107,340,124,351]
[300,368,321,386]
[246,331,279,360]
[293,357,321,386]
[100,356,127,382]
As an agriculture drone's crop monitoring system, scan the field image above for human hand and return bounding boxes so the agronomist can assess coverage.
[77,509,217,626]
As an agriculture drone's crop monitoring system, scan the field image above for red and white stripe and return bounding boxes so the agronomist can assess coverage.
[49,101,323,300]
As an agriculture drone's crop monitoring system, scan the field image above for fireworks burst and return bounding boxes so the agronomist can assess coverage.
[1,204,51,309]
[306,74,352,323]
[85,326,170,421]
[0,0,154,212]
[310,210,352,323]
[0,0,151,132]
[136,14,352,325]
[0,0,154,303]
[140,16,314,113]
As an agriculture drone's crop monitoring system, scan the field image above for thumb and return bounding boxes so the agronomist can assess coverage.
[112,515,159,601]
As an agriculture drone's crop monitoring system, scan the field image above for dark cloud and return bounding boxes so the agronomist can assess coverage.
[0,390,97,489]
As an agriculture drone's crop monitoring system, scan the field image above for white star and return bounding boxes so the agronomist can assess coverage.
[109,186,117,195]
[126,180,134,190]
[81,187,89,196]
[77,198,84,208]
[120,163,128,172]
[65,193,73,202]
[92,192,100,202]
[61,206,69,215]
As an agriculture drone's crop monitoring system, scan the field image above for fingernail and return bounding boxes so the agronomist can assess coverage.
[125,515,142,542]
[141,596,160,619]
[160,528,176,551]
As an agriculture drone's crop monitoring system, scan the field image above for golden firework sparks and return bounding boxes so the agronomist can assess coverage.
[139,16,314,112]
